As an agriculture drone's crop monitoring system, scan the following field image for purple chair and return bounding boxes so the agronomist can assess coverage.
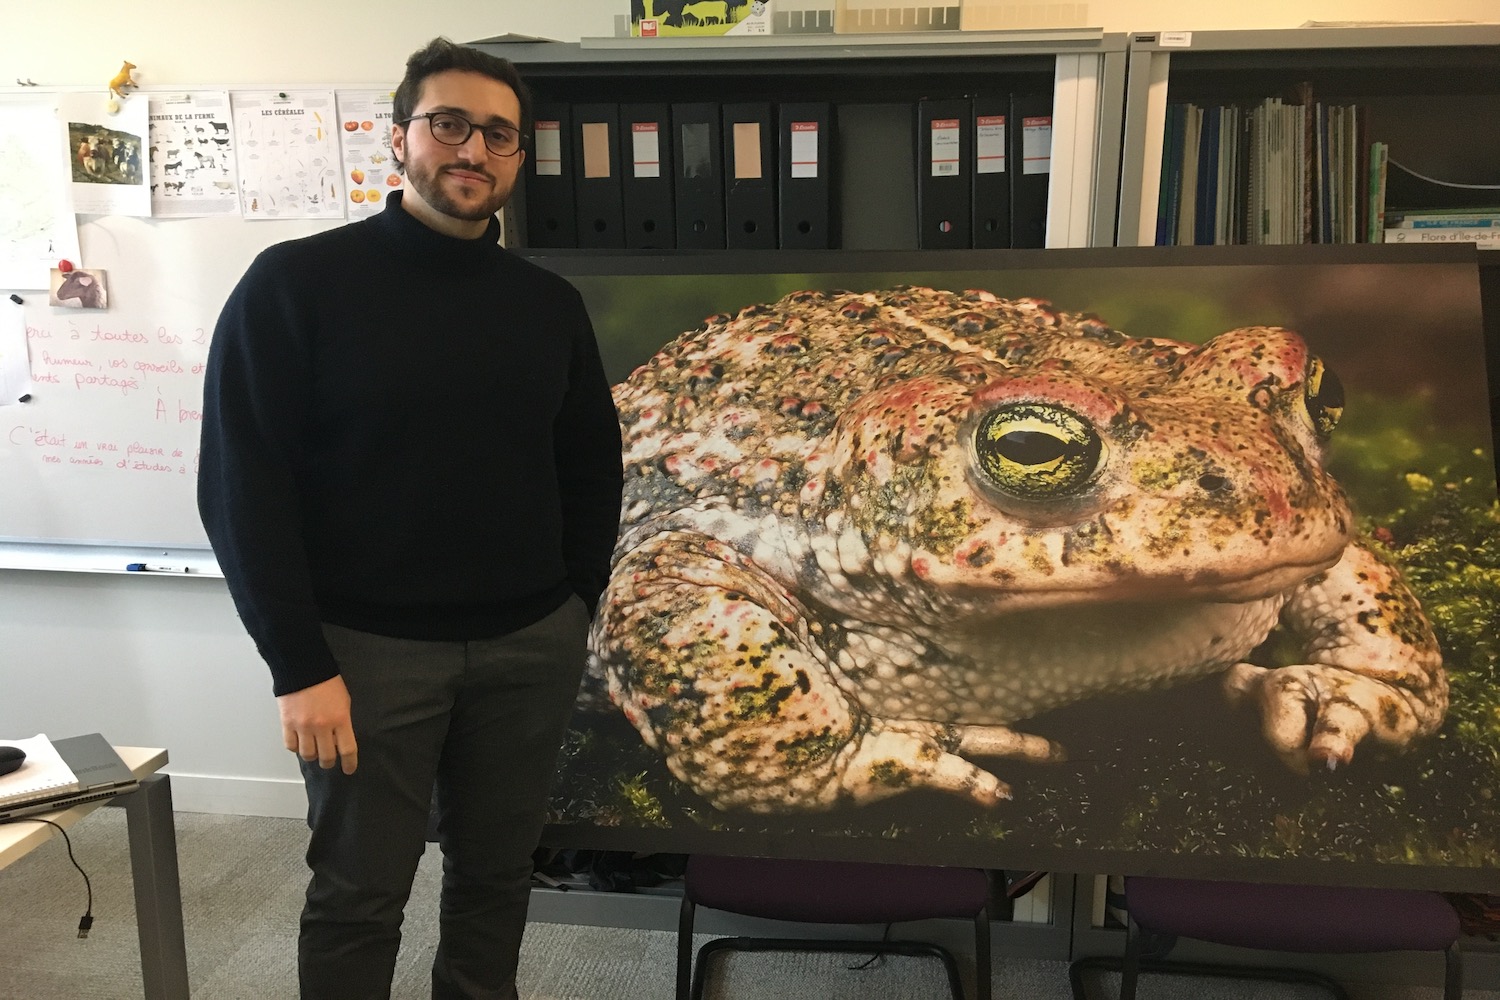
[1069,876,1464,1000]
[676,855,993,1000]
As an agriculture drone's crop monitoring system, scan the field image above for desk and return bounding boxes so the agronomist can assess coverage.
[0,746,188,1000]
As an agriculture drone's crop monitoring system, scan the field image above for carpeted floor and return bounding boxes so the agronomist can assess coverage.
[0,809,1492,999]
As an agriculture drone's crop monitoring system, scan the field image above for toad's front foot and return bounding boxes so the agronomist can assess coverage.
[824,722,1015,809]
[1224,662,1438,774]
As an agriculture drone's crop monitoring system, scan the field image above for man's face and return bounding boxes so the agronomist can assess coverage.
[391,69,525,234]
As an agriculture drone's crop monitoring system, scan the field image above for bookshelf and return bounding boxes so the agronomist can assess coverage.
[1116,25,1500,247]
[468,31,1130,249]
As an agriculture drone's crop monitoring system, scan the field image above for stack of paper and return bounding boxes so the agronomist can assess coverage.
[0,735,80,809]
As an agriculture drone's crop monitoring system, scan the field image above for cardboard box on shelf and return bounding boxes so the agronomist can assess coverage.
[833,2,961,33]
[775,0,835,32]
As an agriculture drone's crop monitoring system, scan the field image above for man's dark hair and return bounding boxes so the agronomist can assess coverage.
[392,37,532,168]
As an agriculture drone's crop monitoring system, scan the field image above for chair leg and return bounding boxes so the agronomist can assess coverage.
[974,904,992,1000]
[1120,916,1143,1000]
[676,895,695,1000]
[1444,941,1464,1000]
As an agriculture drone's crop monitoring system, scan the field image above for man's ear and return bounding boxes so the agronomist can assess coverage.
[390,124,407,171]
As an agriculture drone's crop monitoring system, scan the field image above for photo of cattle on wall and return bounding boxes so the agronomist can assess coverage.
[67,121,145,186]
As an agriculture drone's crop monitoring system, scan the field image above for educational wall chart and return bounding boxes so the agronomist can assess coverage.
[148,92,241,218]
[230,91,345,220]
[538,248,1500,893]
[335,91,398,221]
[0,100,81,290]
[58,92,150,218]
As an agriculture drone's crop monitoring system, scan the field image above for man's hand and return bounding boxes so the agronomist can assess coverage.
[277,675,359,774]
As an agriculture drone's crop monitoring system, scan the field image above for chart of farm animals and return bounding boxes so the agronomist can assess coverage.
[148,92,241,217]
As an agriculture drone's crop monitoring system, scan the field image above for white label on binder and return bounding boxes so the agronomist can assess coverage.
[1022,115,1052,176]
[631,121,661,179]
[975,115,1006,175]
[533,120,562,177]
[790,121,818,179]
[930,118,960,177]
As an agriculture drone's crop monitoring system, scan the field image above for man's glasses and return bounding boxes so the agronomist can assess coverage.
[399,112,523,157]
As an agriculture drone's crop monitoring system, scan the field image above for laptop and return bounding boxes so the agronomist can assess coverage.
[0,733,140,823]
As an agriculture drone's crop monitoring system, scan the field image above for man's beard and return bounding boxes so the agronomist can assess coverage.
[404,160,513,222]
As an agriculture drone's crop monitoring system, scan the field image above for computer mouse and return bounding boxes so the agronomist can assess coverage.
[0,745,25,776]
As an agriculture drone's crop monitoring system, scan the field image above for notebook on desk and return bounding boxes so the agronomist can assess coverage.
[0,734,139,823]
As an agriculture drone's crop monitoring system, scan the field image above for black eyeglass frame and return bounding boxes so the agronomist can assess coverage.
[397,112,525,157]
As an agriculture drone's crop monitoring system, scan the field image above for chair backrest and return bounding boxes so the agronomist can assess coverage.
[1125,877,1462,954]
[685,855,990,924]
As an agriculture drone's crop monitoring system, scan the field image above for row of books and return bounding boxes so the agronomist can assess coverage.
[520,96,1053,251]
[1156,91,1500,250]
[1155,93,1371,246]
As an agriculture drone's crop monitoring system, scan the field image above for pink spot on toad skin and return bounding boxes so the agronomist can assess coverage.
[1249,464,1293,521]
[912,557,931,580]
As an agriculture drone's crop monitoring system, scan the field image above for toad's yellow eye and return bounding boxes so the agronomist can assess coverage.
[1304,356,1344,439]
[972,403,1103,501]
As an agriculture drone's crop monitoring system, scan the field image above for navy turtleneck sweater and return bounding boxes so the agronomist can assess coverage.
[199,192,624,696]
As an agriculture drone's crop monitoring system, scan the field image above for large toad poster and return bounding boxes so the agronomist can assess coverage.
[539,245,1499,892]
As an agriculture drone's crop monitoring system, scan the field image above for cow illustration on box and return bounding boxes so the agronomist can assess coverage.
[632,0,757,32]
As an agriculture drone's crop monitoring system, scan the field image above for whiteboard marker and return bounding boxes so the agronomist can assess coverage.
[126,563,191,573]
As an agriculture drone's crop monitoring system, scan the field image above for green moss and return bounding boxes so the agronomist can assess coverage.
[615,772,670,828]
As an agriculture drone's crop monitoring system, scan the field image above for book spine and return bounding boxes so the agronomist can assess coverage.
[1391,217,1500,228]
[1384,227,1500,246]
[1366,140,1387,243]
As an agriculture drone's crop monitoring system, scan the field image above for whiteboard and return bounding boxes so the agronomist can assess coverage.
[1,213,340,558]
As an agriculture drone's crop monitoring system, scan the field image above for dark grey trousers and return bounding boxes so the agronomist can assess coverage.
[298,596,589,1000]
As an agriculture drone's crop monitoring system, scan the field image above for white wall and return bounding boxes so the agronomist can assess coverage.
[2,0,1497,818]
[5,0,1500,86]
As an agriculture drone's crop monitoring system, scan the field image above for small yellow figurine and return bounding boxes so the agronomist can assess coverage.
[107,61,137,100]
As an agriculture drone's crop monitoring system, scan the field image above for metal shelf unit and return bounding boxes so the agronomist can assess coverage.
[469,32,1130,248]
[1116,24,1500,246]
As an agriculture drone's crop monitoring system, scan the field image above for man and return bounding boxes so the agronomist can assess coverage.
[198,37,624,1000]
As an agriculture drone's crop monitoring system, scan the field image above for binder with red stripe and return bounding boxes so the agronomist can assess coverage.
[971,95,1011,248]
[777,102,835,249]
[523,101,576,248]
[916,97,971,249]
[619,103,676,249]
[1010,91,1053,249]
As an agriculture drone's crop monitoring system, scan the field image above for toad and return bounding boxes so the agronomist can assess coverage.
[587,287,1445,813]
